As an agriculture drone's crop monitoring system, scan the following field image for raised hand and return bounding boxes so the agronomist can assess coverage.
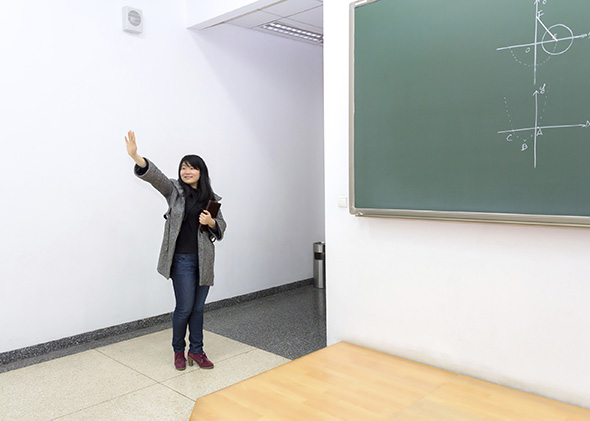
[124,130,147,167]
[125,130,138,157]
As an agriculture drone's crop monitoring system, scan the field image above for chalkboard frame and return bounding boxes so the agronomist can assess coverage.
[348,0,590,227]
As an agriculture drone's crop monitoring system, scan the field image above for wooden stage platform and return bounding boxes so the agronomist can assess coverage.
[191,342,590,420]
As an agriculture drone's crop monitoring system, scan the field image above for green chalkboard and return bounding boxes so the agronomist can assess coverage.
[350,0,590,225]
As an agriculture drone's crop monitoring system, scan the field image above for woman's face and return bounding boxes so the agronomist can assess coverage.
[180,162,200,188]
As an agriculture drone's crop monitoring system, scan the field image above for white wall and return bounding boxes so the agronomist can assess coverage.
[0,0,324,353]
[324,0,590,409]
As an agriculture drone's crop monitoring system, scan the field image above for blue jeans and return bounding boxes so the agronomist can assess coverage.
[170,253,210,354]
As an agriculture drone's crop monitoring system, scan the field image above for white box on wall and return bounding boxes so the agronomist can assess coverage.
[122,6,143,33]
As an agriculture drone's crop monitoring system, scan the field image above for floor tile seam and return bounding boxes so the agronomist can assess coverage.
[211,337,294,361]
[214,346,259,364]
[49,383,158,421]
[93,348,162,384]
[214,344,291,366]
[157,381,198,402]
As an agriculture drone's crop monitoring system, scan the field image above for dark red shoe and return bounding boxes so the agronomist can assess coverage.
[188,351,214,369]
[174,351,186,371]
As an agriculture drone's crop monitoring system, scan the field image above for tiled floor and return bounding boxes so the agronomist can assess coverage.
[0,286,326,420]
[0,330,289,420]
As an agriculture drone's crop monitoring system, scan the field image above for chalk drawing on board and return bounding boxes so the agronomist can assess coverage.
[496,0,590,168]
[496,2,586,84]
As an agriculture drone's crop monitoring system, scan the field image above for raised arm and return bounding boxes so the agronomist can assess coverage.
[125,130,147,168]
[125,130,174,199]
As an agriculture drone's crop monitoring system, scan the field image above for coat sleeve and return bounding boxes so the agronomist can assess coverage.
[134,158,175,200]
[209,208,226,241]
[207,193,226,241]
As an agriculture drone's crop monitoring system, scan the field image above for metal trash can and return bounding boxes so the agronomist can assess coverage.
[313,242,325,289]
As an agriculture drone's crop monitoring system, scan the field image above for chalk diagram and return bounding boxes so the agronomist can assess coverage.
[496,0,590,168]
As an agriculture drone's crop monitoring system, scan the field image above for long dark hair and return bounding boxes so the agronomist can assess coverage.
[178,155,214,205]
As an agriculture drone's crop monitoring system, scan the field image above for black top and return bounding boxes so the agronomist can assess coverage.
[174,186,204,254]
[135,161,203,254]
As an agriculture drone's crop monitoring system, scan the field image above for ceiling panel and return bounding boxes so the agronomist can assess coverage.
[262,0,322,17]
[229,10,280,28]
[289,6,323,28]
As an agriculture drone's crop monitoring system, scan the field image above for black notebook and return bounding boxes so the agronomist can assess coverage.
[200,200,221,231]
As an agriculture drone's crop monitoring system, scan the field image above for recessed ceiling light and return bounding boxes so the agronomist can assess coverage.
[259,22,323,45]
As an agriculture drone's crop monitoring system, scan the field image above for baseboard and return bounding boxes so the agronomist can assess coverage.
[204,278,313,311]
[0,278,313,368]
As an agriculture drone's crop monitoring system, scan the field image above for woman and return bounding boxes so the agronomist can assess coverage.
[125,130,226,371]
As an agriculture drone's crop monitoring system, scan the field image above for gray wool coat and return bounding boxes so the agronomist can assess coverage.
[134,158,226,284]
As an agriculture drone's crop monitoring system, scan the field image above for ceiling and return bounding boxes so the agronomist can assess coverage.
[225,0,323,46]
